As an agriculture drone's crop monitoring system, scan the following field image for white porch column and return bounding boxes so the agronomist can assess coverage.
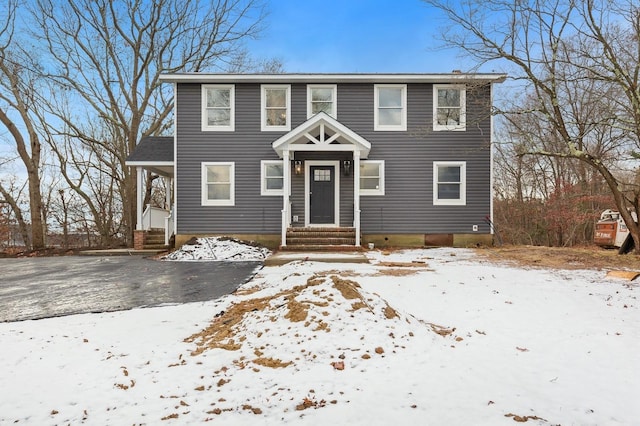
[164,176,173,246]
[164,176,171,210]
[281,150,290,246]
[136,166,144,231]
[353,150,361,246]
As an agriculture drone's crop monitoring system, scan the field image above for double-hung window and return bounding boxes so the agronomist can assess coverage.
[360,160,385,195]
[433,161,466,205]
[261,85,291,131]
[202,162,234,206]
[307,85,337,118]
[433,85,466,131]
[374,84,407,131]
[260,160,284,196]
[202,85,234,131]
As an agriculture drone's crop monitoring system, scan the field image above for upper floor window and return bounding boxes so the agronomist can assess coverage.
[202,85,234,131]
[202,162,235,206]
[374,84,407,131]
[433,85,466,131]
[307,85,337,118]
[360,160,385,196]
[261,85,291,131]
[260,160,284,196]
[433,161,466,205]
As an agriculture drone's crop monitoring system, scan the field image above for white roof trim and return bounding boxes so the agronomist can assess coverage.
[125,161,174,167]
[160,73,507,84]
[272,112,371,158]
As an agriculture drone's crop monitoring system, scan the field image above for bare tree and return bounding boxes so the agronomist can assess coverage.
[0,0,47,250]
[426,0,640,253]
[0,176,30,248]
[31,0,267,245]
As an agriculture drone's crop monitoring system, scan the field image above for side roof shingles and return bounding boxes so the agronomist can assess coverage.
[126,136,174,163]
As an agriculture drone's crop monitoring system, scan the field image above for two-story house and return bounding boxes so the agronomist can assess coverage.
[126,73,506,250]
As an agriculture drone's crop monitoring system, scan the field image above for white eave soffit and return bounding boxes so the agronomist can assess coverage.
[272,112,371,158]
[159,73,507,84]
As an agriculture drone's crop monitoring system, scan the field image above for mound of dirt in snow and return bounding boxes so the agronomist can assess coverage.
[162,237,271,261]
[184,272,424,368]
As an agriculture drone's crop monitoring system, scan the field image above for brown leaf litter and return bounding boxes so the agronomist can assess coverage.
[428,322,456,337]
[374,268,425,277]
[504,413,546,422]
[253,357,292,368]
[296,396,328,411]
[373,260,433,276]
[475,245,640,271]
[376,261,428,268]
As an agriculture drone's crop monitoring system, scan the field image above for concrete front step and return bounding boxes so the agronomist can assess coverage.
[284,227,359,250]
[143,244,170,250]
[286,232,355,239]
[145,236,166,244]
[288,227,355,233]
[279,244,363,252]
[143,230,167,250]
[287,237,356,245]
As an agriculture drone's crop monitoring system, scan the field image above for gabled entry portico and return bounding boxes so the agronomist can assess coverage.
[271,112,371,247]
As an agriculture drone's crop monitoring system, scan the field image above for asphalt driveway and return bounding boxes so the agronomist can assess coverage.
[0,256,262,322]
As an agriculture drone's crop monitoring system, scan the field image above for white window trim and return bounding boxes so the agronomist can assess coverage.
[261,84,291,132]
[201,84,235,132]
[201,162,235,206]
[433,84,466,131]
[307,84,337,119]
[374,84,407,131]
[260,160,284,196]
[433,161,466,206]
[360,160,385,196]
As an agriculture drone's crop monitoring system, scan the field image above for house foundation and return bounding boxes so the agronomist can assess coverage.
[174,233,493,250]
[133,230,146,250]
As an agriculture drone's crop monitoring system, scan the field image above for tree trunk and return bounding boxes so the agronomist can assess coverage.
[27,168,45,249]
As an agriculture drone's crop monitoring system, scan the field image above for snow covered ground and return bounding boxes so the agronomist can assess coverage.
[1,246,638,425]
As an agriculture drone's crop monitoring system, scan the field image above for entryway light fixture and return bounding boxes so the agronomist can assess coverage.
[294,160,303,175]
[343,160,352,176]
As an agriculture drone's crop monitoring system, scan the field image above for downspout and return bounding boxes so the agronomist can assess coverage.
[136,166,143,230]
[354,150,361,246]
[172,82,178,242]
[489,82,495,236]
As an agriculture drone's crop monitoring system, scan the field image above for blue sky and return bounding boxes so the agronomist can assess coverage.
[248,0,479,73]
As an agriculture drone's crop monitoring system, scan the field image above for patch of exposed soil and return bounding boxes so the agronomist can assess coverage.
[252,357,292,368]
[184,276,324,355]
[428,323,456,337]
[383,304,398,319]
[474,245,640,271]
[373,268,424,277]
[330,276,362,300]
[376,261,428,267]
[284,297,309,322]
[184,273,405,360]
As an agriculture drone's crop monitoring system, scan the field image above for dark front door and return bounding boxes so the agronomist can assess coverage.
[310,165,335,224]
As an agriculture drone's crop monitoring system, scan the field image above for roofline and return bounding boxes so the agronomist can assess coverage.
[125,161,174,166]
[159,73,507,84]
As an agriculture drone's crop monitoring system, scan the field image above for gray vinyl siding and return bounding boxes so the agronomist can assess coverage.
[175,81,493,235]
[176,83,283,234]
